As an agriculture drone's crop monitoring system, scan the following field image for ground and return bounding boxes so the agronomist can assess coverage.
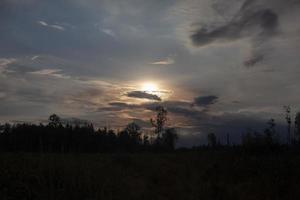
[0,151,300,200]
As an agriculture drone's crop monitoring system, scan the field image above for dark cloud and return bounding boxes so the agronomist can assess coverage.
[177,113,286,146]
[104,100,189,112]
[97,102,140,112]
[244,54,264,67]
[131,118,152,128]
[194,95,218,107]
[189,0,295,67]
[67,88,103,107]
[127,91,161,101]
[109,102,139,110]
[103,100,204,120]
[190,7,278,47]
[61,117,90,126]
[109,102,132,107]
[190,0,300,67]
[15,88,58,103]
[103,99,287,146]
[143,100,193,112]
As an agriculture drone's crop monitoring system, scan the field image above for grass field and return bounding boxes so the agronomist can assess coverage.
[0,151,300,200]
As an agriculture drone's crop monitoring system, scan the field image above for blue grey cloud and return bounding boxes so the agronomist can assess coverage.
[190,0,300,66]
[127,91,161,101]
[190,8,278,46]
[194,96,218,107]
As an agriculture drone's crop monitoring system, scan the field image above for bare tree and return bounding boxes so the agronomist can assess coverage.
[267,118,276,135]
[226,133,230,146]
[162,128,178,150]
[295,112,300,143]
[207,133,217,147]
[150,106,167,139]
[284,106,292,145]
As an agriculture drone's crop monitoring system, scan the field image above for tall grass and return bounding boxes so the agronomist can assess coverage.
[0,151,300,200]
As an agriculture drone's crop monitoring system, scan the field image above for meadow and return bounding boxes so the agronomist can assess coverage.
[1,150,300,200]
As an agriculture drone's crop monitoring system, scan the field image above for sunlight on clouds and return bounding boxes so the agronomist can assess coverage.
[150,57,175,65]
[37,20,65,31]
[140,81,172,100]
[142,82,158,93]
[28,69,69,79]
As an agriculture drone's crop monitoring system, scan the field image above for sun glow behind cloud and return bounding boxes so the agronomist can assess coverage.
[139,81,172,101]
[142,82,158,93]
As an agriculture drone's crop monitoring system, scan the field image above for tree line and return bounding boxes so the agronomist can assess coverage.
[0,105,300,153]
[0,106,178,153]
[206,106,300,150]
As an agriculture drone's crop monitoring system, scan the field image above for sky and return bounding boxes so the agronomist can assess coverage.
[0,0,299,146]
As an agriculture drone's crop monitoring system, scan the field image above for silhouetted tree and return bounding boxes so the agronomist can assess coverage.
[162,128,178,150]
[48,114,62,128]
[143,135,150,146]
[267,118,276,135]
[226,133,230,146]
[242,129,264,148]
[284,106,292,144]
[264,119,277,146]
[150,106,167,139]
[295,112,300,143]
[207,133,217,147]
[0,124,4,133]
[125,122,142,146]
[242,130,254,147]
[4,108,300,153]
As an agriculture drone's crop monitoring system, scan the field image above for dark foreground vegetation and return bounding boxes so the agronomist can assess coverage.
[1,151,300,200]
[1,106,300,199]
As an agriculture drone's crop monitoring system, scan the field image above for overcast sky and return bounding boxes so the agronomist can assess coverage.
[0,0,299,146]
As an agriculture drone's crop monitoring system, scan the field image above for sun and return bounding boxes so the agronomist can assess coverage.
[142,82,158,93]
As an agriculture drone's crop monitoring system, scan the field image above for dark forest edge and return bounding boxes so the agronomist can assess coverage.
[0,106,300,153]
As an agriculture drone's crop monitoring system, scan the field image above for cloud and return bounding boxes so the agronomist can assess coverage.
[109,102,133,107]
[50,25,65,31]
[127,91,162,101]
[37,21,48,26]
[190,7,278,47]
[97,102,140,112]
[0,56,82,77]
[194,95,218,107]
[244,53,264,67]
[103,100,202,119]
[67,88,104,108]
[94,23,116,37]
[31,55,40,61]
[28,69,68,78]
[37,20,65,31]
[131,118,152,128]
[29,69,61,75]
[0,58,16,73]
[177,112,286,146]
[102,100,191,113]
[151,57,175,65]
[0,92,6,99]
[188,0,300,67]
[103,99,287,146]
[102,99,285,145]
[101,28,116,38]
[61,117,90,126]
